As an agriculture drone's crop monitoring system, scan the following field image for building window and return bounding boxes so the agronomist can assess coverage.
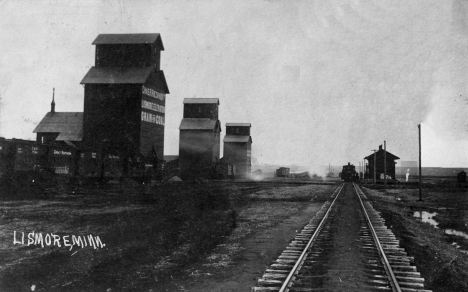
[80,153,85,159]
[41,136,45,144]
[17,147,22,154]
[92,152,97,159]
[32,147,38,154]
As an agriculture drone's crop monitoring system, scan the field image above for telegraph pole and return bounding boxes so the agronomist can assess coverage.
[418,124,423,201]
[372,149,377,184]
[384,141,387,187]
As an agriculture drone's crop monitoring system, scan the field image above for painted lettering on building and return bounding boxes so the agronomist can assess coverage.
[141,111,165,125]
[141,100,165,114]
[142,86,165,101]
[54,150,72,156]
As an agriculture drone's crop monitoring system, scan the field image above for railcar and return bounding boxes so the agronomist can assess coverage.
[0,137,166,182]
[341,162,359,182]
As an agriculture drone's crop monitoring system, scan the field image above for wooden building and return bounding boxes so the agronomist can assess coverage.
[32,91,82,175]
[33,90,83,146]
[364,145,399,180]
[223,123,252,178]
[178,98,221,177]
[80,33,169,165]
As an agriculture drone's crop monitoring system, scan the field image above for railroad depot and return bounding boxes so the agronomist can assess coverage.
[0,33,253,181]
[364,144,399,180]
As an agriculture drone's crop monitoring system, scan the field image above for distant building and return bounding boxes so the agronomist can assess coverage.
[80,33,169,162]
[457,170,466,183]
[364,145,399,179]
[178,98,221,177]
[223,123,252,178]
[275,167,290,177]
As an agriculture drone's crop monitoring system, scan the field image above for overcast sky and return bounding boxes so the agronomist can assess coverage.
[1,0,467,168]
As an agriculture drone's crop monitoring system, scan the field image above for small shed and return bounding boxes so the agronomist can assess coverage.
[457,170,467,183]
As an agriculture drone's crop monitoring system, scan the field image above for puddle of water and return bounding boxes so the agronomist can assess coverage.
[413,211,439,228]
[413,210,468,253]
[448,237,468,254]
[445,229,468,240]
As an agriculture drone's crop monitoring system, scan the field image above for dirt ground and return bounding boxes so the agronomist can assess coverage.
[153,183,336,292]
[362,185,468,292]
[0,180,336,292]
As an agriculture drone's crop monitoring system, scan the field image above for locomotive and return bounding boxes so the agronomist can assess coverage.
[340,162,359,182]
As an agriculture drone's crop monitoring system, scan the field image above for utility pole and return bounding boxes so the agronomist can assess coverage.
[372,149,377,184]
[418,124,423,201]
[384,141,387,187]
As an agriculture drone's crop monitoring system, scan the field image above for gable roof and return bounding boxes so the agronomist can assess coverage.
[80,67,152,84]
[226,123,251,127]
[151,71,170,94]
[164,155,179,162]
[179,118,221,131]
[33,112,83,141]
[183,98,219,104]
[80,68,169,93]
[364,149,400,160]
[223,135,252,143]
[92,33,164,49]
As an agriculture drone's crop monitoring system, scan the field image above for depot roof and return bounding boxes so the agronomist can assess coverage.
[33,112,83,141]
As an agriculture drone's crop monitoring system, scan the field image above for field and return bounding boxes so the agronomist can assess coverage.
[0,180,336,292]
[363,184,468,292]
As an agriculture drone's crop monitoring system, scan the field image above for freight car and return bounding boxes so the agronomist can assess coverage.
[275,167,290,177]
[340,162,359,182]
[0,137,165,182]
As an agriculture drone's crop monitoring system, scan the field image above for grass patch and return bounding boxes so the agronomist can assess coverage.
[186,184,337,271]
[363,186,468,292]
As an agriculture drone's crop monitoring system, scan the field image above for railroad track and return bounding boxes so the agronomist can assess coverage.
[252,183,432,292]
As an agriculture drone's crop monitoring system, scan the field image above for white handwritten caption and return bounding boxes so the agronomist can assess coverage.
[13,231,106,251]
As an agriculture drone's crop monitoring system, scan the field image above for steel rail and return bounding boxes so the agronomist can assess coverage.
[278,183,345,292]
[353,183,402,292]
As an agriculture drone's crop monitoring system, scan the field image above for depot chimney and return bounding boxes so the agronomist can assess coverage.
[51,88,55,113]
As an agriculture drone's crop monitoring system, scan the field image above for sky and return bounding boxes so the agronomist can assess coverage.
[0,0,467,168]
